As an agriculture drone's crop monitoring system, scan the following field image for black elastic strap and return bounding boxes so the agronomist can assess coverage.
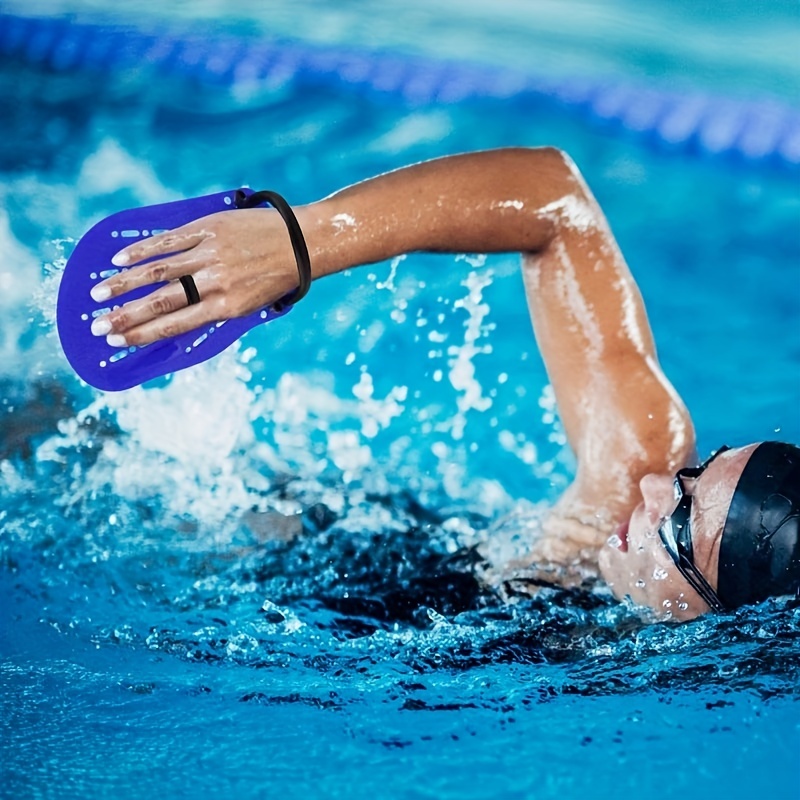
[180,275,201,305]
[234,189,312,312]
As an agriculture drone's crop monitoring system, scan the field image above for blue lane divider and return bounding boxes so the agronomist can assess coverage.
[1,13,798,169]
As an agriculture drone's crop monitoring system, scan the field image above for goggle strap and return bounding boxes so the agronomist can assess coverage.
[678,554,726,612]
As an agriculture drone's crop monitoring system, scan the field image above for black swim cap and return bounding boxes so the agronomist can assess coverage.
[717,441,800,609]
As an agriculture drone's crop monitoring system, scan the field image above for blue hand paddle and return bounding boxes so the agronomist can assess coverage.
[56,188,309,391]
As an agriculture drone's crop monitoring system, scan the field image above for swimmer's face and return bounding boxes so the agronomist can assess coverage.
[598,445,759,621]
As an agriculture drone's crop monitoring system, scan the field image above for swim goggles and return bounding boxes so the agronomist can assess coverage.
[657,446,730,612]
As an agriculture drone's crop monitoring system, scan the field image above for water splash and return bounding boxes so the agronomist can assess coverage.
[0,208,54,377]
[351,368,408,439]
[447,263,494,441]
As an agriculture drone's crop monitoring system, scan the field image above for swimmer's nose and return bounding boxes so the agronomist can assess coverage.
[639,473,676,524]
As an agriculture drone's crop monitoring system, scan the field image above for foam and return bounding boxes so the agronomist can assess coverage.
[36,349,258,527]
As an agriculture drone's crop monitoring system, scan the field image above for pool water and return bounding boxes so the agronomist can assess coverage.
[1,2,799,798]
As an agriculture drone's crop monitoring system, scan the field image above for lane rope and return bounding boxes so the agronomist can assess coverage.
[1,13,797,168]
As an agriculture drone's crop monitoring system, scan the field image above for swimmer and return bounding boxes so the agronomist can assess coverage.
[88,147,800,621]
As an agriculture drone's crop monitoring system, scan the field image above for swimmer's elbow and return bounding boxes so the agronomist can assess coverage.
[536,147,588,191]
[507,147,593,219]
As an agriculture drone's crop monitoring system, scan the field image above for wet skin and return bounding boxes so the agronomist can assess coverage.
[87,147,749,620]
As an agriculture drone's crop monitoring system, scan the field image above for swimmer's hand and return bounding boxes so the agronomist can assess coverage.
[90,206,322,347]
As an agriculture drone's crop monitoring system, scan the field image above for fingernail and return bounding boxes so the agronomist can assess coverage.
[107,334,127,348]
[91,284,111,302]
[111,252,130,267]
[91,318,112,336]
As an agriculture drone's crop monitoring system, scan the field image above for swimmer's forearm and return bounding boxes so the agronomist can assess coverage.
[299,147,587,279]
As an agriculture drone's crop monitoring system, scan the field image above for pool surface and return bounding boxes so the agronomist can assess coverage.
[1,2,799,798]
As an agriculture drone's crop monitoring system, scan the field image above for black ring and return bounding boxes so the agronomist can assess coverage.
[233,189,311,312]
[180,275,201,306]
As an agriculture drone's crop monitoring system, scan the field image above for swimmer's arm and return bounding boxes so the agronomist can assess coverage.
[97,148,695,533]
[332,151,696,567]
[304,147,569,275]
[93,148,573,342]
[321,150,694,558]
[510,158,696,556]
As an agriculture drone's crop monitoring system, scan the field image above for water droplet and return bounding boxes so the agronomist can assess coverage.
[635,579,646,588]
[652,567,668,581]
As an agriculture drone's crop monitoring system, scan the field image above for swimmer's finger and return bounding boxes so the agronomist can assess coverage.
[90,249,204,303]
[110,224,207,268]
[105,300,219,348]
[90,282,188,338]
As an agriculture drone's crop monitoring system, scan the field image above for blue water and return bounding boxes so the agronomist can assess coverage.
[1,2,800,798]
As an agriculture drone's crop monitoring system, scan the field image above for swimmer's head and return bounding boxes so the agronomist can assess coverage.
[598,442,800,621]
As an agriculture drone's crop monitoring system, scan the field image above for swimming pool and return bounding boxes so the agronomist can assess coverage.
[1,2,799,798]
